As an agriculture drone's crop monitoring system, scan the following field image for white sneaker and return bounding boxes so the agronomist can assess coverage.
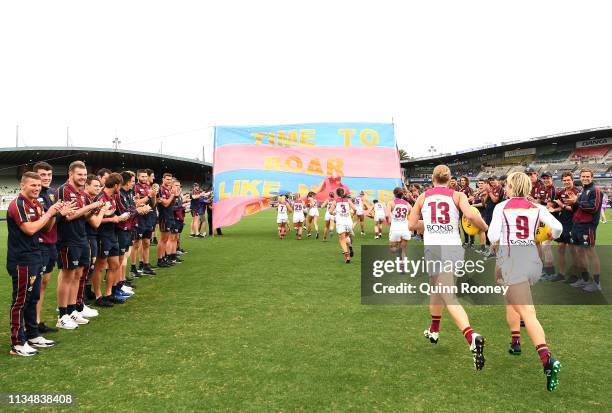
[56,314,78,330]
[120,285,135,296]
[570,279,589,288]
[70,311,90,325]
[423,329,439,344]
[583,282,602,292]
[81,304,99,318]
[10,343,37,357]
[28,336,56,348]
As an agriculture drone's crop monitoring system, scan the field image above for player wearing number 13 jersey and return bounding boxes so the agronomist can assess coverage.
[409,165,489,371]
[487,172,563,391]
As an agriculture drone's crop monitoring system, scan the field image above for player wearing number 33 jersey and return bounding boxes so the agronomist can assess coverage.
[387,196,411,242]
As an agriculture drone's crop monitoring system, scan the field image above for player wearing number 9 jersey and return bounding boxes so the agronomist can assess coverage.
[487,172,563,391]
[329,187,357,263]
[409,165,489,371]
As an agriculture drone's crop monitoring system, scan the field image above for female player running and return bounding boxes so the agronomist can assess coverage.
[292,195,306,240]
[353,190,367,235]
[276,195,292,239]
[387,189,411,264]
[487,172,563,391]
[305,191,320,239]
[409,165,489,371]
[372,199,386,239]
[321,192,336,241]
[329,188,357,263]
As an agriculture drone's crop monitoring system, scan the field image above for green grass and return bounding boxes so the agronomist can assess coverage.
[0,210,611,412]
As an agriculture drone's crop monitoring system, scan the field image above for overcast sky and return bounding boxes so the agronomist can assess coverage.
[1,1,610,163]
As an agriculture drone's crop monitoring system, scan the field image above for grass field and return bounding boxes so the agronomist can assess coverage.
[0,209,611,412]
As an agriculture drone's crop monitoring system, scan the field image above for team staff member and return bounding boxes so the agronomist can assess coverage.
[56,161,104,330]
[567,168,602,292]
[551,172,579,283]
[32,162,61,334]
[7,172,65,356]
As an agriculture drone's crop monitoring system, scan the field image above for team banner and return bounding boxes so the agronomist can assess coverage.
[212,123,403,228]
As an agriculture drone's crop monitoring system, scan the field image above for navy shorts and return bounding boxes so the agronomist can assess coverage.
[136,221,152,239]
[98,235,120,258]
[172,220,184,234]
[40,243,57,274]
[57,243,91,270]
[159,217,175,233]
[117,230,133,254]
[571,223,597,247]
[555,224,572,244]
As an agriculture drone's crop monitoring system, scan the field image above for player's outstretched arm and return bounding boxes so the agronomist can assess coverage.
[537,204,563,239]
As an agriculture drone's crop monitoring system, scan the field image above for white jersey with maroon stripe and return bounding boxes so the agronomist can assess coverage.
[277,202,289,219]
[488,197,563,285]
[334,197,353,226]
[488,198,562,246]
[390,198,410,231]
[374,202,386,220]
[354,196,364,214]
[422,187,461,245]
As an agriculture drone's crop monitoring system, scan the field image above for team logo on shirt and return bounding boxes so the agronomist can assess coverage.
[50,194,55,202]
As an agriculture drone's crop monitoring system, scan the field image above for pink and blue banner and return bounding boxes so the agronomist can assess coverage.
[212,123,403,228]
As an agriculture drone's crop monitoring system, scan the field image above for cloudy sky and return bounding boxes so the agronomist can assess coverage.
[1,1,610,162]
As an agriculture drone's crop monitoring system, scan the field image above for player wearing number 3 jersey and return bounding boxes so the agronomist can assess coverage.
[329,188,357,263]
[487,172,563,391]
[409,165,489,371]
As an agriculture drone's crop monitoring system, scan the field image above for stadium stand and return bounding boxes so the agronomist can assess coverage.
[402,127,612,198]
[0,146,212,210]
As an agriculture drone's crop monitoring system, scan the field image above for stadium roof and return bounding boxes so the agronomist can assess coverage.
[401,126,612,166]
[0,146,211,181]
